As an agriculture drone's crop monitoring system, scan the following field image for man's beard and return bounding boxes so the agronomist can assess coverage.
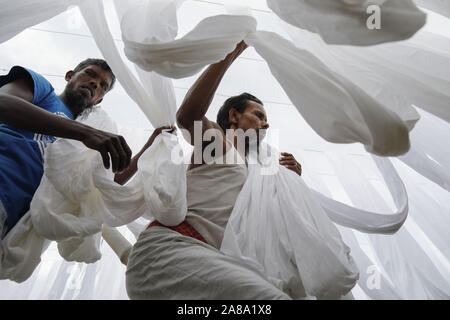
[64,86,93,118]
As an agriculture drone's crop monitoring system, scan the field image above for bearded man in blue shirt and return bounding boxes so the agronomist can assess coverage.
[0,58,132,242]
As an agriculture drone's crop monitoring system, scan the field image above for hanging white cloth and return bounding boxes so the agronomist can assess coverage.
[414,0,450,18]
[123,13,414,157]
[221,144,360,299]
[399,109,450,193]
[0,0,426,157]
[311,155,408,234]
[1,0,188,282]
[279,21,450,192]
[267,0,426,46]
[327,152,450,298]
[120,7,417,235]
[0,0,85,44]
[1,109,118,282]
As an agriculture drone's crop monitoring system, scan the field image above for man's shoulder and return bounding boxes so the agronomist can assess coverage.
[0,66,54,104]
[0,66,32,89]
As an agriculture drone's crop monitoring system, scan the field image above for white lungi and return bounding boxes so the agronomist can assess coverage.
[126,226,291,300]
[126,146,291,300]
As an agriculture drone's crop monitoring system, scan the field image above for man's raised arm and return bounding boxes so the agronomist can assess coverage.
[176,41,248,145]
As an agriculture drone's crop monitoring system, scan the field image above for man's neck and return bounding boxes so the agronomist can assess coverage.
[58,91,83,119]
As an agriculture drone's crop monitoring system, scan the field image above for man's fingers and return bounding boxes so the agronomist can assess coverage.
[119,135,132,167]
[99,148,110,170]
[279,159,297,166]
[106,140,120,173]
[280,154,295,162]
[281,152,293,157]
[112,137,128,172]
[163,125,177,133]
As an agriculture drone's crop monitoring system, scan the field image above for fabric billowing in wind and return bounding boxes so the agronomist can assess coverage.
[79,0,188,227]
[279,21,450,193]
[267,0,426,46]
[0,0,86,44]
[123,14,415,157]
[119,1,414,232]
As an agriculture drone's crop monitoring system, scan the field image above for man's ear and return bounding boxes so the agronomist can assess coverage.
[228,108,240,125]
[65,70,75,82]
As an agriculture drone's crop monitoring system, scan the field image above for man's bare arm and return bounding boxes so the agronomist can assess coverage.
[176,41,248,146]
[114,126,175,185]
[0,80,132,173]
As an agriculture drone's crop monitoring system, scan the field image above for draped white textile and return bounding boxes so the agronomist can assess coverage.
[280,22,450,193]
[312,155,408,234]
[0,0,449,299]
[0,0,86,44]
[79,0,188,226]
[414,0,450,18]
[1,110,120,282]
[221,145,360,299]
[267,0,426,46]
[124,14,415,157]
[1,0,189,282]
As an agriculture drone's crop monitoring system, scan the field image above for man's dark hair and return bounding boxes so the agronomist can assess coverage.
[73,58,116,90]
[216,92,263,132]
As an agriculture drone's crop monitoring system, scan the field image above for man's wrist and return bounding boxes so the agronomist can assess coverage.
[69,121,96,142]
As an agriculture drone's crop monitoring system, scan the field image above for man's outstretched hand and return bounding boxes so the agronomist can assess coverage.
[113,125,176,185]
[279,152,302,176]
[81,129,132,173]
[145,125,177,148]
[233,40,248,56]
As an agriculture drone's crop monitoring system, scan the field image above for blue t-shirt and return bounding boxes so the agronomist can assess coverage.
[0,66,74,233]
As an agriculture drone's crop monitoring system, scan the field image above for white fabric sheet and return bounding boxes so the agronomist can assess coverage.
[267,0,426,46]
[311,155,408,234]
[414,0,450,18]
[280,22,450,192]
[124,14,413,157]
[221,145,360,299]
[80,0,188,226]
[0,0,84,44]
